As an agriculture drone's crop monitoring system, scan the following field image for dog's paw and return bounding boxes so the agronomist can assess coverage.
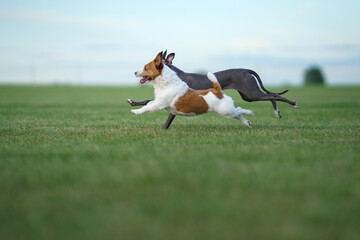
[274,110,281,119]
[127,99,136,106]
[131,109,142,115]
[247,121,252,128]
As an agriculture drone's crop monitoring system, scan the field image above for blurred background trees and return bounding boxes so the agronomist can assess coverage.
[304,66,326,86]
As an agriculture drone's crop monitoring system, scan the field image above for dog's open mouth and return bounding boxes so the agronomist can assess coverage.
[140,76,151,84]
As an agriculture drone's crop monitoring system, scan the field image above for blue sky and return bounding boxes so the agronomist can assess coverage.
[0,0,359,85]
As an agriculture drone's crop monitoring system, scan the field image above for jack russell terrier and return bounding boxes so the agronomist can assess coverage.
[131,52,254,128]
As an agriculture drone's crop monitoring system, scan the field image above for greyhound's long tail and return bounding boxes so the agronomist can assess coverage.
[207,72,222,92]
[248,70,288,95]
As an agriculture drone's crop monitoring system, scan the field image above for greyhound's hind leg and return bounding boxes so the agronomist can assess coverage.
[237,90,281,118]
[275,95,299,108]
[271,100,281,118]
[258,94,299,110]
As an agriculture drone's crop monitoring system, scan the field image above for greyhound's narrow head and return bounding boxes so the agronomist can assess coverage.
[163,52,175,66]
[135,52,164,84]
[161,50,167,61]
[160,50,175,66]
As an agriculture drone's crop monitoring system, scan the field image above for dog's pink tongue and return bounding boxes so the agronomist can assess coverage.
[140,76,149,84]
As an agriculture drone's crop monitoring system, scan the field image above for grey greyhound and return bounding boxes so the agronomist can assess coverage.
[128,51,299,129]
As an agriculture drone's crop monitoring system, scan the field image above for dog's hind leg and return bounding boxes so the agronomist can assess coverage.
[234,107,253,128]
[236,107,254,116]
[235,114,252,128]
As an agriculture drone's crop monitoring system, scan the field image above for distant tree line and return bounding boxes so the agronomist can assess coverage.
[304,66,325,86]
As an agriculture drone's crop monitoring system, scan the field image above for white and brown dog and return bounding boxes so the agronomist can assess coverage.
[130,52,254,127]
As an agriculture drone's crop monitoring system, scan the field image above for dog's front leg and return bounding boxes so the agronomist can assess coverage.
[131,100,165,115]
[127,99,152,107]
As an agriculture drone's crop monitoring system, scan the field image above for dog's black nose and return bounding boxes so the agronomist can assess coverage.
[134,72,137,75]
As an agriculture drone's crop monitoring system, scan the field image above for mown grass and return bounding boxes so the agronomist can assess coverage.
[0,85,359,240]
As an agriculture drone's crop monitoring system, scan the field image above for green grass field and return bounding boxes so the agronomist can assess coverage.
[0,85,359,240]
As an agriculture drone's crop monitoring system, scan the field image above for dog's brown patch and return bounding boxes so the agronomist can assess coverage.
[175,79,225,115]
[175,89,209,115]
[174,87,223,115]
[210,82,224,99]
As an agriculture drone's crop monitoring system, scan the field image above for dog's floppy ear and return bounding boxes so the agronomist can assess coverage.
[155,51,164,70]
[165,53,175,65]
[162,50,167,61]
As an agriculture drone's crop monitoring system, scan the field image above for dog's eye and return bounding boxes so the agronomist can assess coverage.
[144,66,148,71]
